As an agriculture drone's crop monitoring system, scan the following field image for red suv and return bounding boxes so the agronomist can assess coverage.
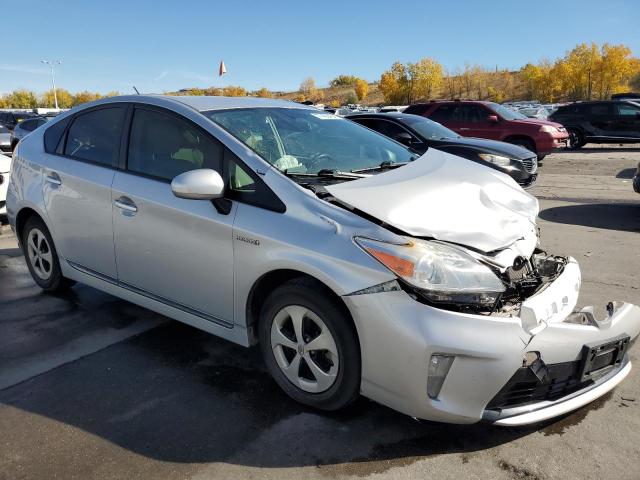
[404,101,569,160]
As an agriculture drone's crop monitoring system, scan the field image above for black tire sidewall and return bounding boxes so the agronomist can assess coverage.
[567,129,584,149]
[22,217,67,291]
[258,281,361,411]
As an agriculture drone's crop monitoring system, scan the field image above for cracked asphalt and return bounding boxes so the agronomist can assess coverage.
[0,146,639,480]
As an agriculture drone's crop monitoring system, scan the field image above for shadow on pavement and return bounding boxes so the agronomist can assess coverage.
[0,320,541,469]
[616,168,636,179]
[539,203,640,233]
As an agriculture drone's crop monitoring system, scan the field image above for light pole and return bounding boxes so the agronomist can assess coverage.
[41,60,62,109]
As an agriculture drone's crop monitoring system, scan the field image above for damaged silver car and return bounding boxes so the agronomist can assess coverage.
[6,95,640,425]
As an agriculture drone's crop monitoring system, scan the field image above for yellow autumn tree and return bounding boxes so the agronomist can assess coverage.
[354,78,368,100]
[256,87,272,98]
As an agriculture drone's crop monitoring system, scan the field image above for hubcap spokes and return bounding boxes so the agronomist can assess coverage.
[271,305,339,393]
[27,229,53,280]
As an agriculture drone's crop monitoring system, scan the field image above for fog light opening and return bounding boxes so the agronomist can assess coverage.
[427,354,455,399]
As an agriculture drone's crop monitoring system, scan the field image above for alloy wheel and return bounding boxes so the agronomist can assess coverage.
[27,228,53,280]
[270,305,339,393]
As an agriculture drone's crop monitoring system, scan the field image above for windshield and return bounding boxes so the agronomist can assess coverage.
[403,115,459,140]
[490,103,528,121]
[204,108,415,174]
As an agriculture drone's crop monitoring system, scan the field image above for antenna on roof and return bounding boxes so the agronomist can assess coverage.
[133,86,140,95]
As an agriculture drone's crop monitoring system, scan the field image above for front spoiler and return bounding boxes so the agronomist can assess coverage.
[484,359,632,426]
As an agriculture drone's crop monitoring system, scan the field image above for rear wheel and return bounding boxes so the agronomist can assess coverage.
[21,216,75,292]
[566,128,585,150]
[259,278,360,411]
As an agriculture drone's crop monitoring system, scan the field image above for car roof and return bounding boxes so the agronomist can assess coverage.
[408,100,494,107]
[346,112,412,121]
[79,94,313,113]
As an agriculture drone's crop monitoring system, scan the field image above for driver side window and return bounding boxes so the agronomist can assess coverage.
[127,108,223,181]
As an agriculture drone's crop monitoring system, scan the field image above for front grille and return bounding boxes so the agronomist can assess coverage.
[486,360,593,410]
[522,156,537,173]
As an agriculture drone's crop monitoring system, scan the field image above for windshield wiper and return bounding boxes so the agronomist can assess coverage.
[282,169,367,179]
[350,160,414,173]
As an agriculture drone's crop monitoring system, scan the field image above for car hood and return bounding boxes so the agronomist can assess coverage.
[325,149,539,253]
[437,136,534,160]
[511,117,564,129]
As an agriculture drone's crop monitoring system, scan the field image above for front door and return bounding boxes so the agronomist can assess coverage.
[112,106,235,324]
[612,102,640,140]
[42,105,126,279]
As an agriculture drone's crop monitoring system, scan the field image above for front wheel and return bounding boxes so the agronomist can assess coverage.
[259,278,361,411]
[566,128,585,150]
[21,216,75,292]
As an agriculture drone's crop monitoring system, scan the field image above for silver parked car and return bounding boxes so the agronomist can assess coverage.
[0,125,11,154]
[6,95,640,425]
[9,116,51,151]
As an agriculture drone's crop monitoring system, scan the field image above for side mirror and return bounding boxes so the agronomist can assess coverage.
[171,169,224,200]
[488,115,499,123]
[394,132,414,145]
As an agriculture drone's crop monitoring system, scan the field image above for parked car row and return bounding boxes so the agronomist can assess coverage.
[6,95,639,426]
[346,112,538,187]
[403,100,568,161]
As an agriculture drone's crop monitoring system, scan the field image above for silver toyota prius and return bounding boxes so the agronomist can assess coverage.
[6,95,640,425]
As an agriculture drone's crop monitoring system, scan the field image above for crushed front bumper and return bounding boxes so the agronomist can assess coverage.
[343,262,640,425]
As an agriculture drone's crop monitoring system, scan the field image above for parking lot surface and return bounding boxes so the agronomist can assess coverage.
[1,146,639,480]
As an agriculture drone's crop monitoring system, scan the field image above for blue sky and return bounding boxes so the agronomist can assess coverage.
[1,0,639,95]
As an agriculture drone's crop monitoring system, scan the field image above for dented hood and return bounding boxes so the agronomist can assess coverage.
[326,149,539,253]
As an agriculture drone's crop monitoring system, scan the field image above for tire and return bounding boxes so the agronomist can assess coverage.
[21,216,75,292]
[259,278,360,411]
[566,128,585,150]
[506,137,536,154]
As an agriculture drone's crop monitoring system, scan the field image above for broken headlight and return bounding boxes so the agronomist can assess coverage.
[355,237,505,308]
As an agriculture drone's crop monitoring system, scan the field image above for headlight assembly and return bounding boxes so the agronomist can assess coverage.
[478,153,512,167]
[539,125,557,133]
[354,237,505,308]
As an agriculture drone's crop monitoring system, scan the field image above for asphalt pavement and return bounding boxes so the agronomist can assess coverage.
[0,145,639,480]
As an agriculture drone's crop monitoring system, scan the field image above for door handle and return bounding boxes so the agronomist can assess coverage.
[45,171,62,186]
[113,197,138,213]
[459,127,471,131]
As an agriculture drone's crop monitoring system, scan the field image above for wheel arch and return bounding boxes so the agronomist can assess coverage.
[245,269,357,346]
[15,206,47,246]
[503,135,537,152]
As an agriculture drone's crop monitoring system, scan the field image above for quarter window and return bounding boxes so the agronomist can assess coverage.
[64,107,125,166]
[127,108,223,181]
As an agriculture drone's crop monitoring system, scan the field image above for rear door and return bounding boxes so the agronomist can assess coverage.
[42,105,126,279]
[111,105,235,325]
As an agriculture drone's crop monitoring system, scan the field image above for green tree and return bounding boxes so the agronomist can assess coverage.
[329,75,359,87]
[6,90,38,108]
[40,89,73,108]
[256,87,272,98]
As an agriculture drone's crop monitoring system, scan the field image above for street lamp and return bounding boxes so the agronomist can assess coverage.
[41,60,62,109]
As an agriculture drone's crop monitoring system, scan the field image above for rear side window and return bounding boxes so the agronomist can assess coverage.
[616,103,640,116]
[19,119,38,132]
[64,107,125,166]
[44,115,73,153]
[127,108,224,181]
[430,104,458,122]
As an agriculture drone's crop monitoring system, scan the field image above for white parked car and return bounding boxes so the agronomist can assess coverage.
[0,153,11,216]
[6,95,640,425]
